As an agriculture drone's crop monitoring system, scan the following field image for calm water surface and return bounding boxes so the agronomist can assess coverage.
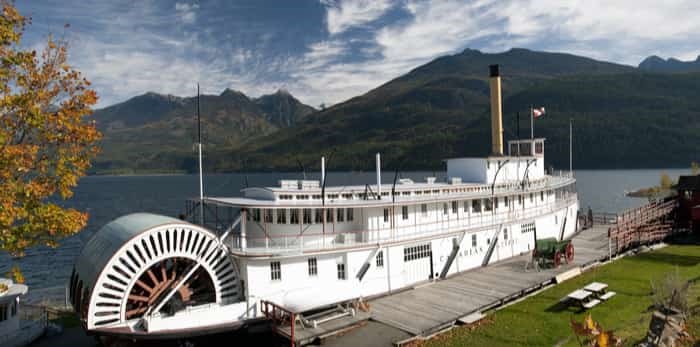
[0,169,690,302]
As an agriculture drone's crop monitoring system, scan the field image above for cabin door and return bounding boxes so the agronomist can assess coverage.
[402,243,433,285]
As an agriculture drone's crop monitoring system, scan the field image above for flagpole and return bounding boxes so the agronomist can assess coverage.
[530,105,534,139]
[197,84,204,225]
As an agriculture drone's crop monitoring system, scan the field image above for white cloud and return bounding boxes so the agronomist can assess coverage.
[324,0,394,35]
[175,2,200,24]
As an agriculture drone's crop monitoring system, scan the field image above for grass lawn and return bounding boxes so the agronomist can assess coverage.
[425,241,700,347]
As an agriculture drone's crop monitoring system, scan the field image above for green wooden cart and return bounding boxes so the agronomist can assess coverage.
[532,237,574,268]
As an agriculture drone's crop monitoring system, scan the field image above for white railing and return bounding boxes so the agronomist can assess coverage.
[228,194,578,255]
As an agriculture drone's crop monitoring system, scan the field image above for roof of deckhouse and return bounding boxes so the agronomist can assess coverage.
[201,175,574,209]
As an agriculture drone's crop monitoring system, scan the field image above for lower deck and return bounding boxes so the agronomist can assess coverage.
[368,225,609,338]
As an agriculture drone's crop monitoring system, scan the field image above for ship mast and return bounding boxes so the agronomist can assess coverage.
[197,84,204,225]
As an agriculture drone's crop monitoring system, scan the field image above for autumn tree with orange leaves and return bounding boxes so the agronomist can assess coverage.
[0,1,101,276]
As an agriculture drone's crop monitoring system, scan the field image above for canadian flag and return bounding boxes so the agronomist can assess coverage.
[532,107,546,118]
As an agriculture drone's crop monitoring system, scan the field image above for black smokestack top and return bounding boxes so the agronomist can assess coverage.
[489,64,500,77]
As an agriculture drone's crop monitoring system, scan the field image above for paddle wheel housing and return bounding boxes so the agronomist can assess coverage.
[70,213,242,332]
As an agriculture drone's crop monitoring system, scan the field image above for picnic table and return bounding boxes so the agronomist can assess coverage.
[564,289,600,309]
[584,282,616,301]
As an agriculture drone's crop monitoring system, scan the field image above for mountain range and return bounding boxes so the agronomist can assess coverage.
[91,48,700,174]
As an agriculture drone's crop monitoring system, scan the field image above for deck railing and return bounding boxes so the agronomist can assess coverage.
[607,199,677,254]
[227,195,579,255]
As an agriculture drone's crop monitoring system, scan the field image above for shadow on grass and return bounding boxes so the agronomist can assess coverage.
[545,300,585,314]
[635,252,700,267]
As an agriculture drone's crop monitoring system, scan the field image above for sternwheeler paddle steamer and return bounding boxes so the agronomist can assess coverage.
[70,65,578,338]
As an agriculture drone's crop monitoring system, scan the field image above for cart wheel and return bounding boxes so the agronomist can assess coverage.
[554,250,561,267]
[566,243,575,263]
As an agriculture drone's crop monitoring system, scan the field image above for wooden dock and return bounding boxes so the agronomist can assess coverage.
[369,226,611,337]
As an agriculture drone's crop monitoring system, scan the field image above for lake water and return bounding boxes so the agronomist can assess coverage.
[0,169,690,303]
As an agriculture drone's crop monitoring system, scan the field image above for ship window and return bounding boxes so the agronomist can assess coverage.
[342,193,353,199]
[276,209,287,224]
[472,234,477,247]
[424,190,431,195]
[443,203,448,215]
[252,209,261,222]
[403,244,431,261]
[421,204,428,216]
[0,303,6,321]
[315,209,323,223]
[326,209,334,223]
[402,191,410,196]
[504,196,509,207]
[347,208,354,221]
[303,209,312,224]
[328,194,339,199]
[264,209,273,223]
[415,191,422,195]
[541,191,544,201]
[472,200,482,213]
[296,195,309,200]
[382,192,389,197]
[270,261,281,281]
[402,206,409,220]
[503,228,508,240]
[433,190,440,194]
[376,251,384,268]
[535,141,543,154]
[451,201,458,214]
[383,208,389,223]
[337,208,345,222]
[337,263,346,280]
[484,199,493,212]
[312,195,321,199]
[308,258,317,276]
[290,209,299,224]
[463,201,469,213]
[279,194,292,200]
[530,193,534,202]
[521,222,535,233]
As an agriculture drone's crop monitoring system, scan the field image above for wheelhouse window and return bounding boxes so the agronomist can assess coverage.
[451,201,458,214]
[337,263,346,280]
[376,251,384,268]
[421,204,428,217]
[264,209,273,223]
[276,209,287,224]
[346,208,354,221]
[270,261,281,281]
[290,209,299,224]
[383,208,389,223]
[303,209,312,224]
[308,258,317,276]
[402,206,409,220]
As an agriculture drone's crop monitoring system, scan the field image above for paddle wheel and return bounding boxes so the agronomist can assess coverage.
[70,213,242,332]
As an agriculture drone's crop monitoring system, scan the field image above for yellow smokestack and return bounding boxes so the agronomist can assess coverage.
[489,64,504,156]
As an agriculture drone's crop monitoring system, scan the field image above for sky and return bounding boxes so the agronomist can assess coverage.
[17,0,700,108]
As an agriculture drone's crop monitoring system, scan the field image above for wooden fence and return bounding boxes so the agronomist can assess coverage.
[607,199,677,254]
